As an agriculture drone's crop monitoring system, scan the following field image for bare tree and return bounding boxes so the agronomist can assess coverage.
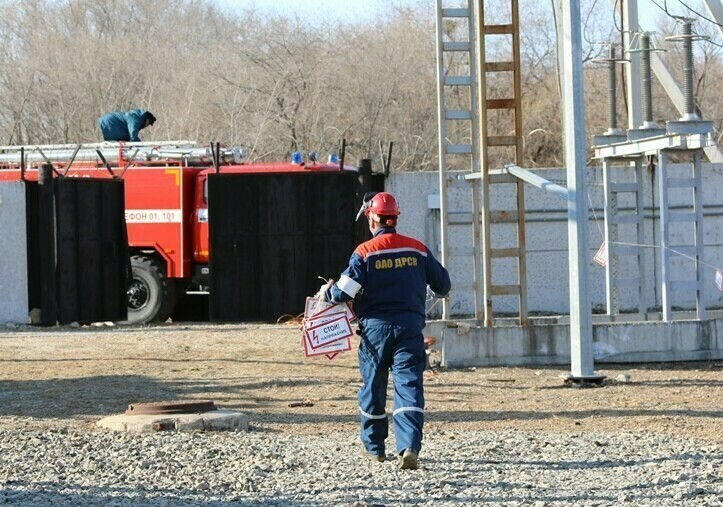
[0,0,718,171]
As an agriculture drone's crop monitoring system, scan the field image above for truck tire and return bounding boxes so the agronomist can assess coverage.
[126,255,176,324]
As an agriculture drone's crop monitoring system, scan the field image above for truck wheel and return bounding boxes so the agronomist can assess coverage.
[126,256,176,324]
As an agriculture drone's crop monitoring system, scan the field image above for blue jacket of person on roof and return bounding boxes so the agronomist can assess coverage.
[97,109,156,142]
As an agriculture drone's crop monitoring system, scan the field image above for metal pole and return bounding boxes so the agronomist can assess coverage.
[500,165,569,200]
[702,0,723,39]
[693,152,706,320]
[658,152,671,321]
[561,0,602,382]
[38,164,57,327]
[634,159,648,317]
[602,159,615,315]
[474,0,492,327]
[339,138,346,171]
[622,0,642,130]
[435,0,451,320]
[471,179,483,321]
[385,142,393,176]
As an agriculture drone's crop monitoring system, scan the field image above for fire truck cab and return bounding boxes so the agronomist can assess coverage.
[0,141,355,324]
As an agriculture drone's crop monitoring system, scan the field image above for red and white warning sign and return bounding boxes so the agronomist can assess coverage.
[301,297,356,360]
[716,269,723,292]
[304,297,355,322]
[593,241,608,267]
[305,313,353,351]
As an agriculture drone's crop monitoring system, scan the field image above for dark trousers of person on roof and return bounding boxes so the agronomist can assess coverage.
[358,321,426,456]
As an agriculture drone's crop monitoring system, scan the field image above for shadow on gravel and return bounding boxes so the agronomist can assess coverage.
[2,481,333,506]
[0,374,358,420]
[0,375,179,418]
[427,408,723,422]
[532,378,723,390]
[251,412,359,425]
[435,453,720,469]
[0,356,357,371]
[629,378,723,388]
[0,479,689,507]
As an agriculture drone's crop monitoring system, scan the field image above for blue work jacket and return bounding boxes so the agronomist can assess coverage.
[97,109,148,142]
[325,228,451,330]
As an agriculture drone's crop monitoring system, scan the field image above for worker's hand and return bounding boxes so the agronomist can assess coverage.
[316,278,334,302]
[427,286,450,301]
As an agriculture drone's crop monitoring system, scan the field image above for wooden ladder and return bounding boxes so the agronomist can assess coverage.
[435,0,527,325]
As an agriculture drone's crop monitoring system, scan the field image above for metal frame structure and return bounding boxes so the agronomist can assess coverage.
[594,13,715,322]
[616,0,723,162]
[435,0,600,380]
[601,157,648,318]
[594,133,713,322]
[435,0,527,327]
[435,0,481,321]
[434,0,719,381]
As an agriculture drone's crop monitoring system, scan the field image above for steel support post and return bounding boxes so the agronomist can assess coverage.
[658,152,672,321]
[634,158,648,317]
[622,0,642,130]
[703,0,723,39]
[474,0,493,327]
[471,178,483,320]
[561,0,602,382]
[602,158,618,315]
[38,164,58,327]
[434,0,451,320]
[693,152,706,320]
[516,180,528,324]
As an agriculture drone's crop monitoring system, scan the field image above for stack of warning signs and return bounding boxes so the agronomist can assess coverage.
[302,298,356,360]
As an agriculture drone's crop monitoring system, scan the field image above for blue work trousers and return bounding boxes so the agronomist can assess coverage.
[357,322,426,456]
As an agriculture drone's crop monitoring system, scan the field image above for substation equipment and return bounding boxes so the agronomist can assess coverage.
[433,0,722,380]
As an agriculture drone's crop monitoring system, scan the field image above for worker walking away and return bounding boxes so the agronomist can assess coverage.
[318,192,450,470]
[97,109,156,142]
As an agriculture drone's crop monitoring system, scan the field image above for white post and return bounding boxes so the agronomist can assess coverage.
[561,0,601,381]
[702,0,723,39]
[622,0,641,130]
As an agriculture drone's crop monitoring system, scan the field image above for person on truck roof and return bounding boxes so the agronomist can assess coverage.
[97,109,156,142]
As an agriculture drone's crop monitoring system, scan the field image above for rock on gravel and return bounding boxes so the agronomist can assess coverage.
[1,428,721,506]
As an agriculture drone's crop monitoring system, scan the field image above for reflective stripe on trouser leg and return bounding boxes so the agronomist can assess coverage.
[391,328,426,454]
[357,326,394,455]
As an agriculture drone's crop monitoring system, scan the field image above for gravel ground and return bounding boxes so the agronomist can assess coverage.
[1,428,721,506]
[0,323,721,506]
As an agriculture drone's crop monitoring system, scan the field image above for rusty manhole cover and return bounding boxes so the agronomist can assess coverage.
[125,400,217,416]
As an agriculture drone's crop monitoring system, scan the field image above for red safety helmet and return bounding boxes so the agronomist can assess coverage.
[364,192,400,221]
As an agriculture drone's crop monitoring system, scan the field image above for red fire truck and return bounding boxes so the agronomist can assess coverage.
[0,141,356,324]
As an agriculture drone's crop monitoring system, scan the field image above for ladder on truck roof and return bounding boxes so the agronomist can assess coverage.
[0,141,244,166]
[0,140,199,151]
[435,0,527,325]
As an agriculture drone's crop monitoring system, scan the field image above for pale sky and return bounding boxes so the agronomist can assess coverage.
[214,0,719,42]
[214,0,416,21]
[213,0,708,26]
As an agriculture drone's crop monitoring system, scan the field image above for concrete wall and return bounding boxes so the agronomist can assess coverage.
[424,316,723,367]
[389,163,723,317]
[0,182,28,324]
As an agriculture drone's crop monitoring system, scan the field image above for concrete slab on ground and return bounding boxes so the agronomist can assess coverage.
[97,410,250,433]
